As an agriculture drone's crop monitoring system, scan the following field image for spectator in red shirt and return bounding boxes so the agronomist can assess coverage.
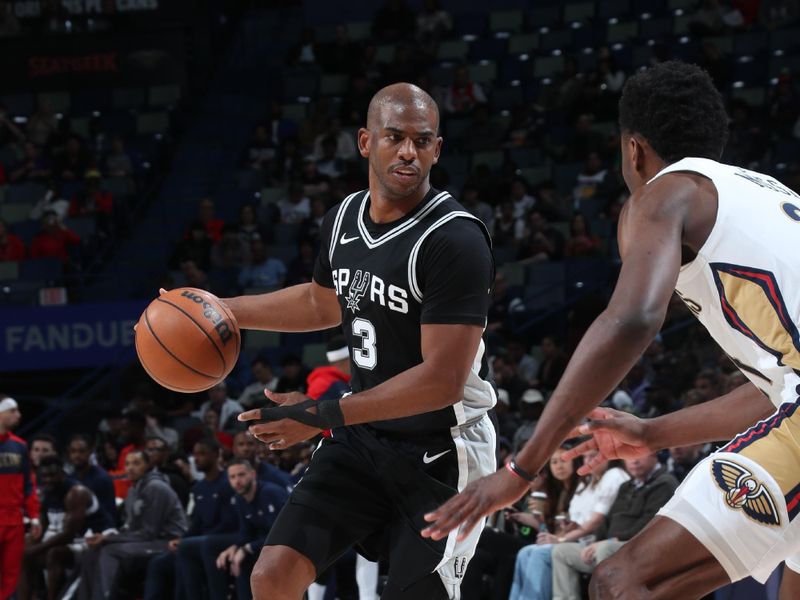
[0,218,26,262]
[29,211,80,263]
[197,197,224,243]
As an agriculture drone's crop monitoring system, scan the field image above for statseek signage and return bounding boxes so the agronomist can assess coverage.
[0,301,146,371]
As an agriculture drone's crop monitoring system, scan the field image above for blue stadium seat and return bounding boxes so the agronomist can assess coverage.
[469,38,509,61]
[11,221,39,245]
[19,258,63,284]
[525,261,566,286]
[273,223,301,245]
[65,216,96,240]
[267,244,299,264]
[454,13,487,36]
[0,93,34,117]
[528,6,561,28]
[5,182,46,205]
[0,280,41,306]
[0,261,18,282]
[523,282,566,311]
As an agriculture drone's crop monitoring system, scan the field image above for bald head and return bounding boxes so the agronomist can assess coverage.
[366,83,439,134]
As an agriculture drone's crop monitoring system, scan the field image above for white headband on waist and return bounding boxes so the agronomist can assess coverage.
[326,347,350,363]
[0,398,18,413]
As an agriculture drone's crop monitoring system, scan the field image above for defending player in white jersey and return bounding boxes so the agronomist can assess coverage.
[423,60,800,599]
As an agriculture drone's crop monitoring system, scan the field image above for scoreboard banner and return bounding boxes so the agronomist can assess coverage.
[0,29,185,92]
[0,300,146,371]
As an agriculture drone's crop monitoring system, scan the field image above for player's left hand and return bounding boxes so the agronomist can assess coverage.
[422,467,530,542]
[238,390,320,450]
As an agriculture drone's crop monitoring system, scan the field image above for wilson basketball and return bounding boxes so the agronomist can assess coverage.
[135,288,241,393]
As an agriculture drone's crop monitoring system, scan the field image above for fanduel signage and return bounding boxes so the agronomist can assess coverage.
[0,301,147,371]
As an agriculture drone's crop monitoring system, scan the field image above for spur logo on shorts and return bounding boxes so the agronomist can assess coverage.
[711,459,780,526]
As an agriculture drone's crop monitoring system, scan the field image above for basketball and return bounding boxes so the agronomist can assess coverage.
[135,288,241,393]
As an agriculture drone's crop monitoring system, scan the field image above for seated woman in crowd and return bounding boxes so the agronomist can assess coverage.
[461,443,581,600]
[509,451,629,600]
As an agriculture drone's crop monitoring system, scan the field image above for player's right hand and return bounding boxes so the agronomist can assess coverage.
[561,407,653,475]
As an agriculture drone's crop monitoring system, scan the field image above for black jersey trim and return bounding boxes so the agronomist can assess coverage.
[356,190,451,248]
[407,211,483,303]
[328,191,361,265]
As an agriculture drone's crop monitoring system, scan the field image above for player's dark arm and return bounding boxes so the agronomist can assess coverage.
[28,487,89,554]
[646,382,774,449]
[341,323,485,423]
[562,382,777,473]
[223,281,341,332]
[514,176,689,475]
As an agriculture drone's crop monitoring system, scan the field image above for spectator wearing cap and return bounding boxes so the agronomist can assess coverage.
[0,218,26,261]
[512,389,545,452]
[492,355,529,409]
[239,358,280,410]
[194,383,245,435]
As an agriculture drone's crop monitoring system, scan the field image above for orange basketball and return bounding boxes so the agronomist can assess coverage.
[135,287,241,393]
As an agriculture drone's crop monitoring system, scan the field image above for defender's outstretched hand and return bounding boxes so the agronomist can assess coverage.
[561,407,653,475]
[421,467,529,542]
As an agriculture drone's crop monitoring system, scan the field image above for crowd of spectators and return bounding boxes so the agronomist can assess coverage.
[6,0,800,597]
[0,95,146,280]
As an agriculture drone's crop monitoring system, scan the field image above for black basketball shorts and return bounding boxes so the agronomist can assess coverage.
[264,415,496,599]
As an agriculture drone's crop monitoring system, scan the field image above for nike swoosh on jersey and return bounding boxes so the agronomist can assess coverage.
[340,233,360,245]
[422,449,452,464]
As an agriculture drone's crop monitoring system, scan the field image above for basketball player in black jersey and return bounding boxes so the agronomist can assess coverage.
[223,83,496,599]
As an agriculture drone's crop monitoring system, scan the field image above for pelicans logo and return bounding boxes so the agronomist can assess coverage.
[711,459,780,526]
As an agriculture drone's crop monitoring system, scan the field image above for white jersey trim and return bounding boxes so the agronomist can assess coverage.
[406,211,479,303]
[328,191,360,265]
[356,190,451,249]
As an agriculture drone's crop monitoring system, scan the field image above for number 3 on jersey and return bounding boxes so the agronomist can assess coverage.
[352,318,377,370]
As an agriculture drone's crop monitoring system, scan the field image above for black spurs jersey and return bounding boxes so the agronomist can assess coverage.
[313,187,496,433]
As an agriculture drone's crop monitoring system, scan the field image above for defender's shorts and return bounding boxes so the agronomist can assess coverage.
[658,401,800,583]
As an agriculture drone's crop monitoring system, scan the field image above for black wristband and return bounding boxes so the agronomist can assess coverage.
[259,397,345,430]
[507,457,536,483]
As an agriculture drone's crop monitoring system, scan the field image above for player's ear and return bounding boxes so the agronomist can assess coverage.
[629,135,645,176]
[432,136,443,164]
[357,128,370,158]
